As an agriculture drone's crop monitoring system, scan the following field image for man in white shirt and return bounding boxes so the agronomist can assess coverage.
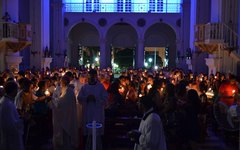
[0,81,24,150]
[128,95,167,150]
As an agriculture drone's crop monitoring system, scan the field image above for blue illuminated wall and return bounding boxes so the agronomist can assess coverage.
[64,0,181,13]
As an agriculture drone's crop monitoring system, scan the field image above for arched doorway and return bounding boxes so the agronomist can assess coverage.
[106,22,138,71]
[144,23,177,69]
[68,22,100,68]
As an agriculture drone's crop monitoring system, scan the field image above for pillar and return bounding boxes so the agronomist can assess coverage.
[204,0,223,75]
[30,0,50,69]
[211,0,222,22]
[99,38,107,69]
[189,0,196,51]
[136,38,144,69]
[2,0,19,22]
[51,0,64,67]
[181,0,190,53]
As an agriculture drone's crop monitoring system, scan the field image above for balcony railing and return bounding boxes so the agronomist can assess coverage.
[195,23,239,52]
[64,2,181,13]
[0,22,31,42]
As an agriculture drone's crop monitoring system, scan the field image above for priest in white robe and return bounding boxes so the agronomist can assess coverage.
[77,69,108,136]
[51,76,78,150]
[0,81,24,150]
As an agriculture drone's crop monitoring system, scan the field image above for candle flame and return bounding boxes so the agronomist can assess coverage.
[147,84,152,90]
[45,89,50,96]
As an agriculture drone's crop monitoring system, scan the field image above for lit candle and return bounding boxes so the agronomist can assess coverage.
[232,90,236,94]
[147,84,152,90]
[160,87,164,92]
[0,85,3,88]
[45,89,50,96]
[119,86,124,94]
[206,91,214,98]
[35,87,39,92]
[139,94,143,98]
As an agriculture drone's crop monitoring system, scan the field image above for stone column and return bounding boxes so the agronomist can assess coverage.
[51,0,64,67]
[99,38,107,69]
[30,0,50,69]
[189,0,196,51]
[2,0,19,22]
[211,0,222,22]
[204,0,222,75]
[136,38,144,69]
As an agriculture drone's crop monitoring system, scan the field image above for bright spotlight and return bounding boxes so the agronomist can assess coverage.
[95,57,99,62]
[144,62,148,67]
[148,58,153,63]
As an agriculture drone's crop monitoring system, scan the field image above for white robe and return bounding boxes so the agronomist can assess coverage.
[77,82,108,135]
[14,89,23,110]
[134,109,167,150]
[52,86,78,149]
[0,95,24,150]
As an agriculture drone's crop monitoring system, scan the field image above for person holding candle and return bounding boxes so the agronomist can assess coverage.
[51,76,78,150]
[33,80,51,115]
[128,95,167,150]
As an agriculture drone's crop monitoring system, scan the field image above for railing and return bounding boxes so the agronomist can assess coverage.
[195,23,239,52]
[0,22,31,41]
[64,2,181,13]
[195,23,240,75]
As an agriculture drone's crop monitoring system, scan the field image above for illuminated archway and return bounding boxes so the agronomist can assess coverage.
[106,22,138,70]
[68,22,100,67]
[144,23,177,69]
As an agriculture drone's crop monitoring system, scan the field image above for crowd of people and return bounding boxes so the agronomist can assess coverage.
[0,66,239,150]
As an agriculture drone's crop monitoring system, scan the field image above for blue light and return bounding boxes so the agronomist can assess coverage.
[64,0,181,13]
